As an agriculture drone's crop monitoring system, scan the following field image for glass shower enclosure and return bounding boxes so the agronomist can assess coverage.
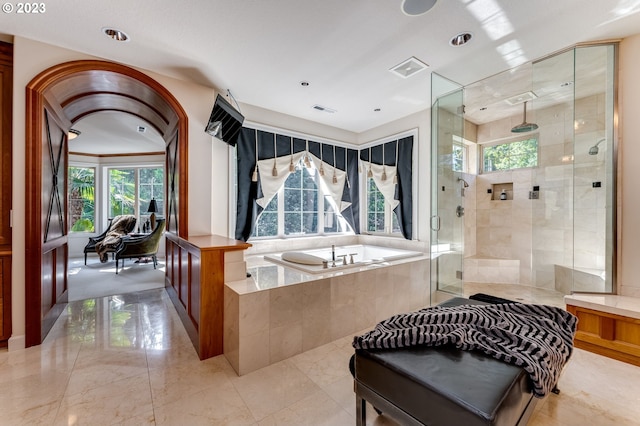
[431,42,617,299]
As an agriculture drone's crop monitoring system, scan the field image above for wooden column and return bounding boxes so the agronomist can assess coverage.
[165,234,250,359]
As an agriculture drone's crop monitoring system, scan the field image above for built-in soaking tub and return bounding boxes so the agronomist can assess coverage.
[224,242,429,375]
[264,244,424,274]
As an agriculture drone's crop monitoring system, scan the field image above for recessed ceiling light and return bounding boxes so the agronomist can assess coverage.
[137,125,146,133]
[450,32,472,47]
[389,56,429,79]
[402,0,437,16]
[374,108,381,112]
[103,27,130,42]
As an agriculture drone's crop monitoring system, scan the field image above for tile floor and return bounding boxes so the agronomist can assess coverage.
[1,287,640,425]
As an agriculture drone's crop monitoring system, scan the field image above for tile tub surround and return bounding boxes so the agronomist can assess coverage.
[224,253,430,375]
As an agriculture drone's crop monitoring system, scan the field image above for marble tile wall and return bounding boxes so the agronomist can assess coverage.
[466,94,609,290]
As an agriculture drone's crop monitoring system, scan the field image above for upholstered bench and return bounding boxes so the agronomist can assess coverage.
[352,297,539,426]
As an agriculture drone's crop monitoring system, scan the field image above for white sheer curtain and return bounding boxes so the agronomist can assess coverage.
[255,151,306,208]
[366,162,399,209]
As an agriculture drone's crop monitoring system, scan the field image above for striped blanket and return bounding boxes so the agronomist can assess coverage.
[353,303,577,397]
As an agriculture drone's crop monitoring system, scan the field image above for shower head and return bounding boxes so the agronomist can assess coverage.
[589,138,606,155]
[511,101,538,133]
[457,177,469,187]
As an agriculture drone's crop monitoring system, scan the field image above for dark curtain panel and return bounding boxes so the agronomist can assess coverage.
[235,128,258,241]
[235,127,360,241]
[359,136,413,239]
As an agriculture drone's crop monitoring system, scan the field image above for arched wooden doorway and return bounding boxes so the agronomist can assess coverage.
[25,60,188,347]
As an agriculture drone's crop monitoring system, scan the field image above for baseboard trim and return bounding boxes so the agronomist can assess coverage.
[8,334,26,351]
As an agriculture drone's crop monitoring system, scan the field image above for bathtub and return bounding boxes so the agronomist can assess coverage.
[263,244,424,274]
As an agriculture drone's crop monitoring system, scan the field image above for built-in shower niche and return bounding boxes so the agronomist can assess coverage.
[491,182,513,201]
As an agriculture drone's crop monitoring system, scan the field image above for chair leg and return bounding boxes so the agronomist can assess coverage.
[116,259,119,274]
[152,255,157,269]
[84,252,87,265]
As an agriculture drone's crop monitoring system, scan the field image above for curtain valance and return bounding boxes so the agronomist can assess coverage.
[235,128,360,241]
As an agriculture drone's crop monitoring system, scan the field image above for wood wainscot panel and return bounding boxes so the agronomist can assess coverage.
[0,254,9,344]
[164,233,250,360]
[180,248,189,309]
[189,252,201,328]
[567,305,640,367]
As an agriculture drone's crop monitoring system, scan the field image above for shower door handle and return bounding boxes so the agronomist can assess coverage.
[431,216,440,231]
[456,205,464,217]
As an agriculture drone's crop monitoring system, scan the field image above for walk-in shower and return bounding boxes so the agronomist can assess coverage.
[431,42,617,300]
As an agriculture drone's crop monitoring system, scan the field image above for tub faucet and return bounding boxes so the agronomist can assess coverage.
[331,244,335,261]
[337,254,348,265]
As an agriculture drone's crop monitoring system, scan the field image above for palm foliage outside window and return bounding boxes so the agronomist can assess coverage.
[68,166,96,232]
[109,167,164,230]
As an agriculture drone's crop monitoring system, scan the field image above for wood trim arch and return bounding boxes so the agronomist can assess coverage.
[25,60,189,346]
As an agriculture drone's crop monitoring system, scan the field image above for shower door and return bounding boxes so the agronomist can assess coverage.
[531,43,616,294]
[430,73,465,296]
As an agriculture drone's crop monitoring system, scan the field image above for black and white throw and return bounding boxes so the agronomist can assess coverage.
[353,303,578,398]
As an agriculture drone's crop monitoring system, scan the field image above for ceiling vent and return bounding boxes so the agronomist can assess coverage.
[137,125,146,133]
[389,56,429,79]
[505,91,538,106]
[312,104,337,114]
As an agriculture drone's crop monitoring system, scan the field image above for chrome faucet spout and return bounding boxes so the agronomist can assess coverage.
[332,244,335,261]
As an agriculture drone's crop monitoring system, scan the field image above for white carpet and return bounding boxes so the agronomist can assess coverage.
[67,256,165,301]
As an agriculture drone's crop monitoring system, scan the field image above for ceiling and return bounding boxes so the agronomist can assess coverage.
[2,0,640,152]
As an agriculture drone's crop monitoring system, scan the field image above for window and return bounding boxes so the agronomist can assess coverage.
[68,166,96,232]
[482,137,538,173]
[452,142,466,172]
[252,160,351,238]
[366,177,401,235]
[108,166,164,231]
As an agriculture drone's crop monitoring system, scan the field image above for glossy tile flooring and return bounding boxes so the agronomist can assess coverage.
[1,287,640,425]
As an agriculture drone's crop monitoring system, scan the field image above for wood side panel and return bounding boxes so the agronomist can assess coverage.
[198,249,225,359]
[0,42,12,343]
[0,43,12,247]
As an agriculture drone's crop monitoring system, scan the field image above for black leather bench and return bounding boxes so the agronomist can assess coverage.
[352,297,539,426]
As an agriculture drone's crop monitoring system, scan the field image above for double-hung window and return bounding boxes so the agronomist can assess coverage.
[365,177,401,235]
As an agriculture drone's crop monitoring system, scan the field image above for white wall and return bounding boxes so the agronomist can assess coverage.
[619,34,640,297]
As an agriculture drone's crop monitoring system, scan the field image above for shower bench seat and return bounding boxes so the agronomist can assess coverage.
[352,297,539,426]
[565,294,640,367]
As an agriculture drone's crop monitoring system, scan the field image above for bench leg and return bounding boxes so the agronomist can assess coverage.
[356,394,366,426]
